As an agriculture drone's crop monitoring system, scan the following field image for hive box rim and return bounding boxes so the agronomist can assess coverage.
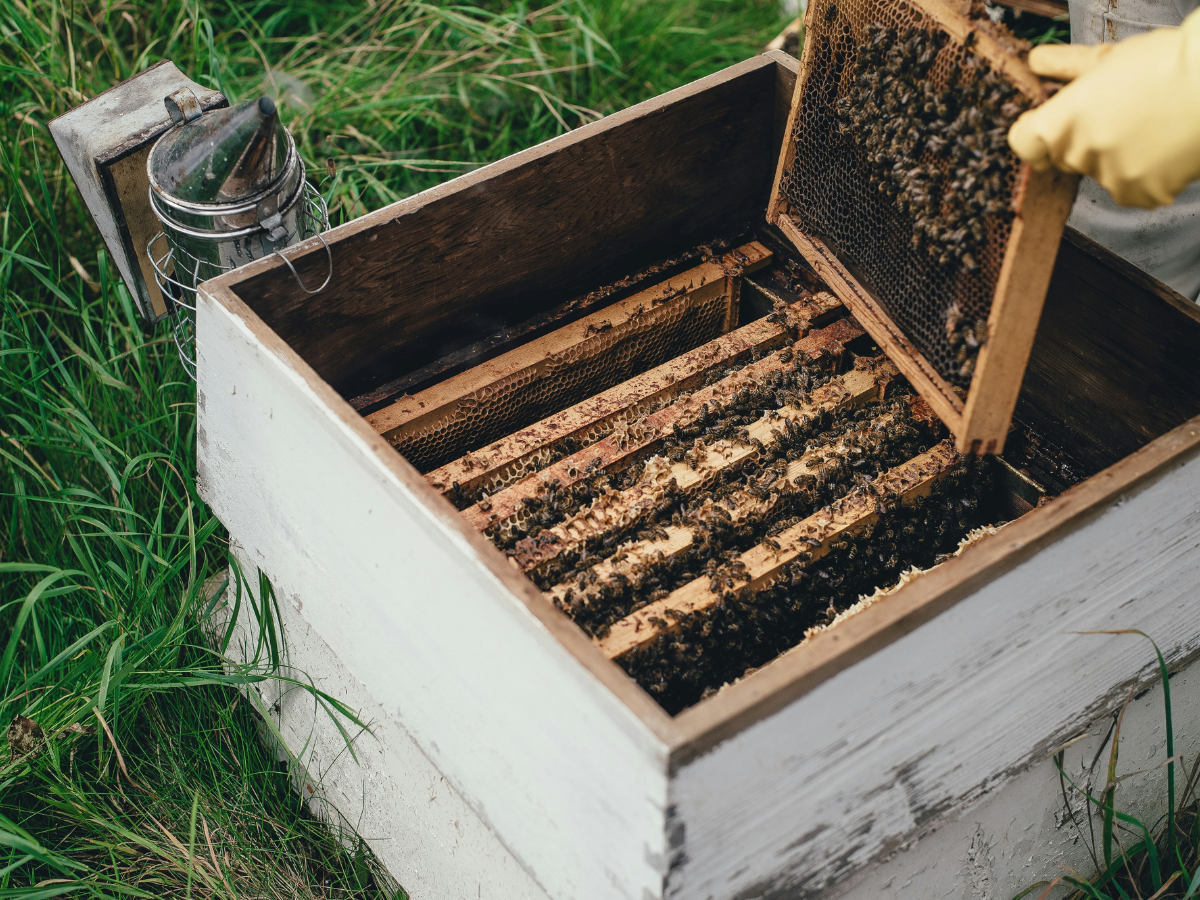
[198,51,1200,767]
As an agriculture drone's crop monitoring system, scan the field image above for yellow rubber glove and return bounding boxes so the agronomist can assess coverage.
[1008,9,1200,208]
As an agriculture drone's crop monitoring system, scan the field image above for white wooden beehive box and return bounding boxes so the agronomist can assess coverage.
[197,52,1200,900]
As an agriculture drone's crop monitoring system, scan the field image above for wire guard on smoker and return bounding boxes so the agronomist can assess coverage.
[145,91,332,379]
[148,185,328,379]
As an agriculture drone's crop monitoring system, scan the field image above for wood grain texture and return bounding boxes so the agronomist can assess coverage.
[106,147,170,318]
[665,418,1200,899]
[601,441,958,660]
[225,58,781,398]
[669,228,1200,762]
[765,13,814,223]
[196,281,681,899]
[960,167,1080,454]
[762,51,799,163]
[1017,228,1200,477]
[778,217,965,427]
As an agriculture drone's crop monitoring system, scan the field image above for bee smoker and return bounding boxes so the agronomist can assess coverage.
[148,88,330,377]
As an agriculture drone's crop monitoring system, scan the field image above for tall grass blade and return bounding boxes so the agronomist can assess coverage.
[1085,631,1178,870]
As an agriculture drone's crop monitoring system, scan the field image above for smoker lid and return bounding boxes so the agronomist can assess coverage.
[149,96,290,204]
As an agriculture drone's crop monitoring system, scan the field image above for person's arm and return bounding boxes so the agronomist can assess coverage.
[1008,8,1200,208]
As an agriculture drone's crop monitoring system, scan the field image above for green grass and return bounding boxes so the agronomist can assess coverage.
[0,0,786,895]
[1015,634,1200,900]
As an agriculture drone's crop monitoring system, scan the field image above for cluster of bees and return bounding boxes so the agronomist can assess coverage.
[512,348,847,582]
[480,338,994,709]
[836,23,1026,275]
[944,299,990,380]
[553,396,939,639]
[490,342,833,553]
[623,461,991,713]
[833,22,1026,380]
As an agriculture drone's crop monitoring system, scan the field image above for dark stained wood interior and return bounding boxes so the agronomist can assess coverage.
[227,51,1200,485]
[231,58,785,398]
[1015,228,1200,482]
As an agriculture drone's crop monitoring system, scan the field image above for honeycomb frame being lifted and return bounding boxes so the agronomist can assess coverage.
[767,0,1080,454]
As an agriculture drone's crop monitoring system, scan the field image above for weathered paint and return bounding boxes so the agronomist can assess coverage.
[837,655,1200,900]
[49,61,224,320]
[196,290,671,900]
[665,443,1200,899]
[221,540,551,900]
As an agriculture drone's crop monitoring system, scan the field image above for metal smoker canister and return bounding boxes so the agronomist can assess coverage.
[148,90,330,377]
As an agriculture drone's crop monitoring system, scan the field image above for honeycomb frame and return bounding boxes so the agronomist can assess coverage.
[767,0,1080,454]
[366,243,772,472]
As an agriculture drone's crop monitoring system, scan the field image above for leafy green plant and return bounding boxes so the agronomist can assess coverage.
[1015,632,1200,900]
[0,0,786,894]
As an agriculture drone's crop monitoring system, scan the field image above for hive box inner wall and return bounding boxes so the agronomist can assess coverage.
[227,63,784,401]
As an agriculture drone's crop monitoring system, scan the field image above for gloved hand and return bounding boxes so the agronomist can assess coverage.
[1008,9,1200,208]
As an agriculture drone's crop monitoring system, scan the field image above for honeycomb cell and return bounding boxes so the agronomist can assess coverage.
[394,287,733,472]
[779,0,1031,387]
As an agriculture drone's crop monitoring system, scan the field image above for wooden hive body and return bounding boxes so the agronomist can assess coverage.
[199,54,1200,900]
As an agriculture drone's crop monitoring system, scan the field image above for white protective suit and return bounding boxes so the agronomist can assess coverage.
[1066,0,1200,299]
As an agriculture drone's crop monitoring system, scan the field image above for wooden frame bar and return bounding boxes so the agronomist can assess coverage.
[599,440,960,660]
[960,167,1080,453]
[510,357,896,577]
[905,0,1049,102]
[365,243,771,471]
[461,316,866,535]
[766,0,1081,455]
[545,398,910,607]
[779,221,965,427]
[424,291,845,499]
[994,0,1069,18]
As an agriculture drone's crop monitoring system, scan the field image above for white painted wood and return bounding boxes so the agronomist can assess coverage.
[666,444,1200,899]
[219,538,551,900]
[837,654,1200,900]
[198,264,1200,900]
[49,61,222,321]
[195,290,670,900]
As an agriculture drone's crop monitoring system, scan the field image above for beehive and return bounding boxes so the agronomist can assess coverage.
[387,258,1031,714]
[768,0,1080,453]
[199,53,1200,900]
